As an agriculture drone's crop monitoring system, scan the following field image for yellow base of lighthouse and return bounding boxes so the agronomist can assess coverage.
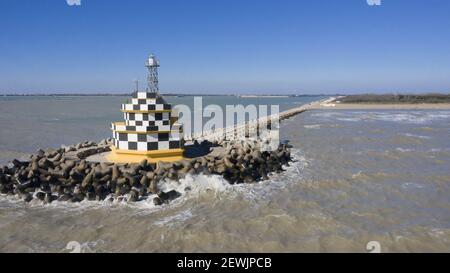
[106,146,184,163]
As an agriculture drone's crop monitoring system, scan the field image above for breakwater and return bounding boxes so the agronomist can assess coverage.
[184,97,334,143]
[0,139,291,205]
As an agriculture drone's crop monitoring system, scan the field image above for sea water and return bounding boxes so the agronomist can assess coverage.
[0,96,449,252]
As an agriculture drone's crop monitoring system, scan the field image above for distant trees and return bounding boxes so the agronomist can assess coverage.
[337,93,450,104]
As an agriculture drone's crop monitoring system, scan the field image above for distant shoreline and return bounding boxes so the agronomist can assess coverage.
[0,93,331,97]
[335,94,450,104]
[313,103,450,110]
[310,94,450,110]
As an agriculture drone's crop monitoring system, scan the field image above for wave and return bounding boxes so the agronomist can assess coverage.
[402,133,430,139]
[304,124,321,129]
[310,111,450,124]
[0,149,309,223]
[395,147,415,153]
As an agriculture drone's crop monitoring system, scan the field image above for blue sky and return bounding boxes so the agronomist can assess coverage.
[1,0,449,94]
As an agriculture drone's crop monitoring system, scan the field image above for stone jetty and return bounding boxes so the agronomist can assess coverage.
[184,97,334,143]
[0,138,291,205]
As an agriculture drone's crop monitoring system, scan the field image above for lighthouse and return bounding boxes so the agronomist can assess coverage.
[107,54,184,163]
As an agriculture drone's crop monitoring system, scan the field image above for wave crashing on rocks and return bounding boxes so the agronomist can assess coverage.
[0,138,293,207]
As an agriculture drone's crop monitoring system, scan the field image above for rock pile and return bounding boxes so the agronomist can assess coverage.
[0,138,292,205]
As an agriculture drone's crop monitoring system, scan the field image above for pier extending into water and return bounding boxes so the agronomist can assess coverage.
[184,97,335,143]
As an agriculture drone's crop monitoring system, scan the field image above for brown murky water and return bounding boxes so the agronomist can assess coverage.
[1,97,450,252]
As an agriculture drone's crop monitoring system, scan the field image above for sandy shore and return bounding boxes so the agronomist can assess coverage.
[311,102,450,110]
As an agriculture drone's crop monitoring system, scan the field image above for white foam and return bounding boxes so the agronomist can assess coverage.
[153,208,194,226]
[395,147,414,153]
[401,182,424,189]
[304,124,321,129]
[311,111,450,124]
[0,150,308,226]
[402,133,430,139]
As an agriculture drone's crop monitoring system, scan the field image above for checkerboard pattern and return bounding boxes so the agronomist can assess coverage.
[123,112,170,123]
[121,102,171,111]
[111,92,183,151]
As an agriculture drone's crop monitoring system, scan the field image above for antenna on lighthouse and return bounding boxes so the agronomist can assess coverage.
[145,53,160,93]
[133,78,139,92]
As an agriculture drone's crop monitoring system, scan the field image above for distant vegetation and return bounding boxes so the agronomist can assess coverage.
[0,93,328,97]
[336,94,450,104]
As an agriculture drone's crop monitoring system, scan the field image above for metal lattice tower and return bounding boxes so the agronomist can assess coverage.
[145,53,160,93]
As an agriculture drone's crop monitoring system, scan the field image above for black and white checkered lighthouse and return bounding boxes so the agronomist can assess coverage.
[107,54,184,163]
